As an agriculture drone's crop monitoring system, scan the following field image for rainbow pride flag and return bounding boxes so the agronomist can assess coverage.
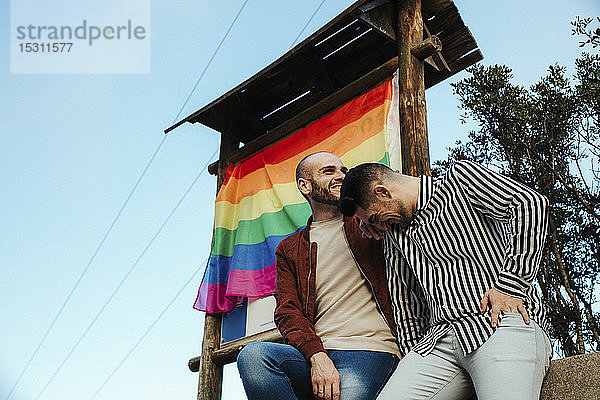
[194,73,401,313]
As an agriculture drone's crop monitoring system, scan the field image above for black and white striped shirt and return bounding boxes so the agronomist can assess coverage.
[384,160,549,356]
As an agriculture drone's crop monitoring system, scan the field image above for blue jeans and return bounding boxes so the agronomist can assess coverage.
[237,342,399,400]
[379,314,552,400]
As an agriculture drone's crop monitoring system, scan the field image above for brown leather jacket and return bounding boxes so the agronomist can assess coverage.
[273,216,397,360]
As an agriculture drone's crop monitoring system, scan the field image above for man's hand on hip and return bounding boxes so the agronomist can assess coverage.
[309,352,340,400]
[480,288,530,328]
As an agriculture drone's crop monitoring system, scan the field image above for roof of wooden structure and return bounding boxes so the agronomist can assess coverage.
[165,0,482,148]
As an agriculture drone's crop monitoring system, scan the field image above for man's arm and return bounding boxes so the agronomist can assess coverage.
[383,232,430,354]
[454,160,549,326]
[273,242,324,358]
[273,242,340,399]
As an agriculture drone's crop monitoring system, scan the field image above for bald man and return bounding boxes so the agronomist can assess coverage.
[237,152,426,400]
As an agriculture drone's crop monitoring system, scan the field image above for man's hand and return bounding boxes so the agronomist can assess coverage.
[359,219,385,240]
[480,288,530,328]
[309,352,340,400]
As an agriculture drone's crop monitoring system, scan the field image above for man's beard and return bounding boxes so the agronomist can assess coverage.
[309,179,339,206]
[391,199,412,228]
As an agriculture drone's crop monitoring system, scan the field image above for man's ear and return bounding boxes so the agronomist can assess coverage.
[374,185,391,200]
[297,178,312,196]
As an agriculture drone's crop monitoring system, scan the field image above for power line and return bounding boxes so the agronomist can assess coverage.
[6,2,249,398]
[89,261,206,400]
[33,148,219,400]
[88,2,329,397]
[290,0,327,48]
[174,0,250,123]
[3,133,167,400]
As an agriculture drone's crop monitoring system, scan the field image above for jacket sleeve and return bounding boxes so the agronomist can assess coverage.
[273,241,325,360]
[454,160,550,299]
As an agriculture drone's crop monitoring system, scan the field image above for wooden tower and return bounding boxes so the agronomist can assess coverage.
[165,1,481,398]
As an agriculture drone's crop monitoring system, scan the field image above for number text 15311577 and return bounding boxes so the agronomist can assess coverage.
[18,43,73,52]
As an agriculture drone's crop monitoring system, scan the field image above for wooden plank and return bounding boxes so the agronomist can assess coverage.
[316,23,382,65]
[213,329,283,366]
[312,54,338,93]
[194,95,265,144]
[357,0,390,13]
[397,0,431,176]
[261,83,331,132]
[216,135,240,187]
[356,1,396,41]
[188,329,283,371]
[314,19,370,59]
[439,26,477,63]
[329,40,396,88]
[241,58,320,110]
[425,3,460,36]
[235,92,269,142]
[234,56,335,136]
[422,0,453,19]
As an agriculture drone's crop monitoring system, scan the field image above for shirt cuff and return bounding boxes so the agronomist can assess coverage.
[493,270,528,299]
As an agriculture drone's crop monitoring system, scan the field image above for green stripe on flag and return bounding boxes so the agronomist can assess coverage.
[211,202,311,257]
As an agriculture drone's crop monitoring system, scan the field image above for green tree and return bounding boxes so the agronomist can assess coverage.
[572,16,600,48]
[434,23,600,356]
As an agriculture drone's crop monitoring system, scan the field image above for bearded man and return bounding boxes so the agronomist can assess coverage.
[237,152,427,400]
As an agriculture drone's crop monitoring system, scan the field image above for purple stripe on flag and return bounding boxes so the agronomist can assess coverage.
[194,263,277,313]
[227,263,276,297]
[194,282,237,313]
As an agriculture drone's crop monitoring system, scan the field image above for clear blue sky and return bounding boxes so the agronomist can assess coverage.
[1,1,598,399]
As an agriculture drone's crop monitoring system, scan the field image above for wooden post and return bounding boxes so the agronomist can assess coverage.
[197,134,239,400]
[396,0,431,176]
[197,313,223,400]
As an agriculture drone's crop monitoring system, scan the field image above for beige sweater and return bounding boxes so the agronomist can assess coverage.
[311,216,400,356]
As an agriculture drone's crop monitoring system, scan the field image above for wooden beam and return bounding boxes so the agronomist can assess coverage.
[188,329,283,371]
[356,0,396,41]
[196,135,239,400]
[426,51,450,72]
[216,135,240,187]
[207,160,219,176]
[396,0,431,176]
[212,329,283,366]
[411,35,442,60]
[197,313,223,400]
[422,23,450,72]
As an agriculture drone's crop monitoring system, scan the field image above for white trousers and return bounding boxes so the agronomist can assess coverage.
[379,313,552,400]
